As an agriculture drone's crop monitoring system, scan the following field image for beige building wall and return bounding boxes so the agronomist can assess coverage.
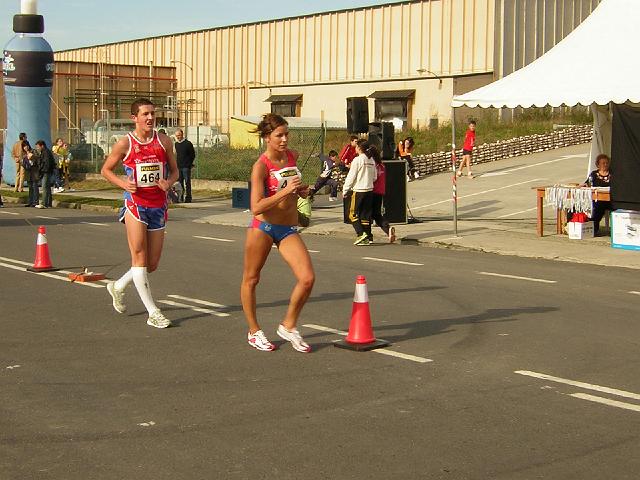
[55,0,495,132]
[51,0,601,134]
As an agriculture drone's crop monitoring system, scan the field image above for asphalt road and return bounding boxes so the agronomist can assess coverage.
[1,206,639,479]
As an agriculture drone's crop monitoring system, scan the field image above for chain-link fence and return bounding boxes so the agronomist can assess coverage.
[65,121,332,185]
[192,125,328,186]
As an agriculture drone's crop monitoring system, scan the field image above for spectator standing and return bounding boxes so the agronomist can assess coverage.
[397,137,418,181]
[457,120,476,178]
[11,132,27,192]
[51,137,68,192]
[338,135,358,171]
[174,129,196,203]
[343,139,377,246]
[35,140,55,208]
[22,142,39,207]
[308,150,340,201]
[370,147,395,243]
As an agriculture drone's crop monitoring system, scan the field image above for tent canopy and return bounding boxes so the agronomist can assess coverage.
[451,0,640,109]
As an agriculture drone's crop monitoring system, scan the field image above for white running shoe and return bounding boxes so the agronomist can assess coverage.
[35,204,44,209]
[106,281,127,313]
[147,310,172,329]
[389,226,396,244]
[248,329,276,351]
[328,196,337,202]
[277,324,311,353]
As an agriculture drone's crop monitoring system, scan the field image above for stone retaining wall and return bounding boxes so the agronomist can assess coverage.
[414,125,593,176]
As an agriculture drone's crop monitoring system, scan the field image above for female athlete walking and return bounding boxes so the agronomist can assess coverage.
[241,114,315,352]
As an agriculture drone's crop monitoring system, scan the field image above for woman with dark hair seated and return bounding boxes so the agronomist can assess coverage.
[582,153,612,234]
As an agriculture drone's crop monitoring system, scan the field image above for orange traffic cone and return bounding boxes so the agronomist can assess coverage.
[335,275,390,352]
[27,226,55,272]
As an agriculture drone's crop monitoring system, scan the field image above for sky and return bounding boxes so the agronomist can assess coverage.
[1,0,399,52]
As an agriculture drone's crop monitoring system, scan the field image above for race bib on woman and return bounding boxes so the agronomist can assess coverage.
[272,166,301,190]
[135,162,164,188]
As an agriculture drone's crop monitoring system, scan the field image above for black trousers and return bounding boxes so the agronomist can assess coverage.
[370,193,390,239]
[348,191,373,237]
[592,201,612,233]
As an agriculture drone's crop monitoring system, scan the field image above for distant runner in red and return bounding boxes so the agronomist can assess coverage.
[101,98,179,329]
[457,119,476,178]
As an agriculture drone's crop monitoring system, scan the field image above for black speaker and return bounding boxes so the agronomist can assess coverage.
[368,122,395,159]
[381,122,395,160]
[346,97,369,133]
[382,160,407,223]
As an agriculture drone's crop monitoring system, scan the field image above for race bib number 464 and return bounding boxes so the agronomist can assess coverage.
[136,162,164,188]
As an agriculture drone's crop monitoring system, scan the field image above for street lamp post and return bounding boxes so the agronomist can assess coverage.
[170,59,194,126]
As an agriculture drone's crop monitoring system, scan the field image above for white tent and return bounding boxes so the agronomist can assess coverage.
[451,0,640,172]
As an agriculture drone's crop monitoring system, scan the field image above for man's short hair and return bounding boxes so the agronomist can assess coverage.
[131,98,154,116]
[349,135,358,141]
[35,140,47,147]
[328,150,338,157]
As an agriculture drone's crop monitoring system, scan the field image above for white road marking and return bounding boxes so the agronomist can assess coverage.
[81,222,110,227]
[0,256,31,266]
[362,256,424,266]
[137,421,156,427]
[303,324,346,336]
[167,294,227,309]
[413,178,544,211]
[373,349,433,363]
[303,323,433,364]
[481,171,509,177]
[308,249,320,253]
[0,256,105,288]
[5,365,21,370]
[478,271,556,284]
[497,204,552,219]
[569,393,640,413]
[159,299,230,317]
[0,211,19,215]
[35,216,60,220]
[484,156,579,177]
[628,291,640,296]
[515,370,640,401]
[193,235,235,242]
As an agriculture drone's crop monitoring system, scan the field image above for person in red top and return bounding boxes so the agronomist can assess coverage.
[241,113,314,353]
[370,145,396,243]
[338,135,358,170]
[457,119,476,178]
[101,98,179,329]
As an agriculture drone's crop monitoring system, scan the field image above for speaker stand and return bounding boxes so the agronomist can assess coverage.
[406,203,422,224]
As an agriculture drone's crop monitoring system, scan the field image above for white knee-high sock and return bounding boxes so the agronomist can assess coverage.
[131,266,159,315]
[114,269,133,291]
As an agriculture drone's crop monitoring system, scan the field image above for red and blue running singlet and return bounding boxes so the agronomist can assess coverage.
[259,150,302,197]
[122,131,169,207]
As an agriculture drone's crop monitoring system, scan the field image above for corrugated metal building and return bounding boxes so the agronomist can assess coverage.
[50,0,601,134]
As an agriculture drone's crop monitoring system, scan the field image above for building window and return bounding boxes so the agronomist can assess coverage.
[266,94,302,117]
[369,90,415,130]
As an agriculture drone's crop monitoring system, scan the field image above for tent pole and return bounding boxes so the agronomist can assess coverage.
[451,106,458,236]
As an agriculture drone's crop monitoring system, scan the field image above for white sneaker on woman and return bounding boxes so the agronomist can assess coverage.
[277,324,311,353]
[248,329,276,351]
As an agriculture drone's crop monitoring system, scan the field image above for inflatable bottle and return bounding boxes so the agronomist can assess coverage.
[2,0,54,186]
